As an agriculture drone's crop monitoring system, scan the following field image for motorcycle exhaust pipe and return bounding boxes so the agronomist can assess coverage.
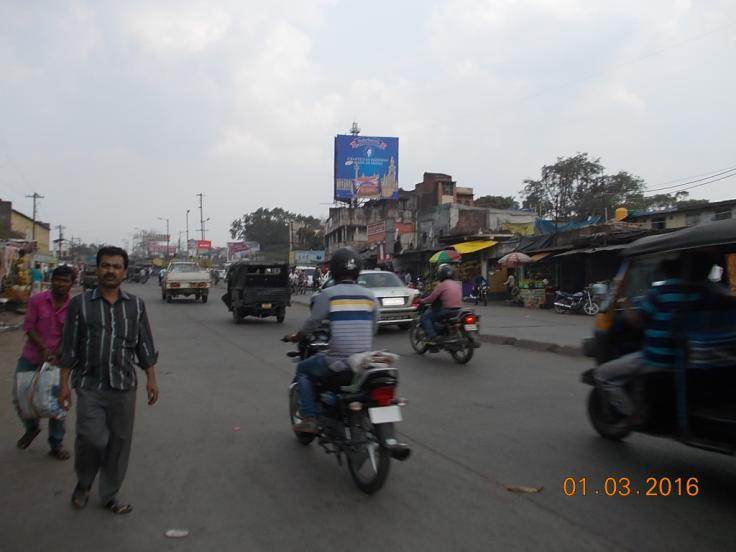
[553,302,570,309]
[384,437,412,461]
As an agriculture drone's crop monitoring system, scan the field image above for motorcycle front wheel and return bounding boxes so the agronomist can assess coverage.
[584,302,600,316]
[346,414,391,494]
[289,385,315,445]
[409,321,428,355]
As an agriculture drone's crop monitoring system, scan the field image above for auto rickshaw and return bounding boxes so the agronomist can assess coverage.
[582,218,736,455]
[222,261,291,324]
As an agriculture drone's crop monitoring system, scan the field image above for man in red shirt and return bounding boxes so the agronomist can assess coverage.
[419,264,462,343]
[14,265,75,459]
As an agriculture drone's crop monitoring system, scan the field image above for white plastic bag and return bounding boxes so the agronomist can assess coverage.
[13,363,66,420]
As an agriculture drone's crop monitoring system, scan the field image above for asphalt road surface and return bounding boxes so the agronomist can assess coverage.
[2,282,736,551]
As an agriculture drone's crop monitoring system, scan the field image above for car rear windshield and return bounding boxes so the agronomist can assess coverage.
[357,272,403,288]
[169,264,202,273]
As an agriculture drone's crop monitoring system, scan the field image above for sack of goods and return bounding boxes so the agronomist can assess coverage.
[13,363,67,420]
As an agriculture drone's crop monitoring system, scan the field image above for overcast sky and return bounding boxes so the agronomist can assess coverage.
[1,0,735,247]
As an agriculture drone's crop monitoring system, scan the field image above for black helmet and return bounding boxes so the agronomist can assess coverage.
[329,247,361,282]
[438,263,455,281]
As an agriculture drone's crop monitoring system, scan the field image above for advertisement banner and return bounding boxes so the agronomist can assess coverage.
[143,234,169,242]
[196,240,212,250]
[367,221,386,244]
[334,135,399,202]
[148,244,177,254]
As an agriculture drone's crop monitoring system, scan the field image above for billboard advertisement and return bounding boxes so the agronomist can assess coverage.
[196,240,212,250]
[334,135,398,202]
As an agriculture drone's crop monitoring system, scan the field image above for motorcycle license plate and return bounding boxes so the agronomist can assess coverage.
[368,406,402,424]
[464,324,478,331]
[261,303,272,309]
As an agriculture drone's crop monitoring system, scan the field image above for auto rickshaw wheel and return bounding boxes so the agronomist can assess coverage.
[587,388,631,441]
[276,308,286,324]
[232,309,241,324]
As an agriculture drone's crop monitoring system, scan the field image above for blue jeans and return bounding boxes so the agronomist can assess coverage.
[15,357,66,450]
[421,307,452,339]
[295,354,332,418]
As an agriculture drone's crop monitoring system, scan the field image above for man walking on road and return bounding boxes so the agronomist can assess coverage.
[58,246,159,515]
[14,265,75,459]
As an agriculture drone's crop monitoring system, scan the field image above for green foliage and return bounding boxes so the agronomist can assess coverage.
[230,207,323,260]
[520,153,708,219]
[474,195,520,210]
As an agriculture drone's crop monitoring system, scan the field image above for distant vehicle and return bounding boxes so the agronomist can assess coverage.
[162,261,210,303]
[313,270,419,329]
[223,261,291,324]
[294,265,318,286]
[82,265,98,290]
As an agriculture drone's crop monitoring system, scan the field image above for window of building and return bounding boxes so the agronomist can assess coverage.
[685,212,700,226]
[441,182,453,196]
[651,217,666,230]
[713,209,732,221]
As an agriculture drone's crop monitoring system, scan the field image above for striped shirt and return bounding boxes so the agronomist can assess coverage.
[640,278,704,368]
[58,288,158,390]
[302,283,378,371]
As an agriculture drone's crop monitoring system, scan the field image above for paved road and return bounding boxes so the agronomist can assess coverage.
[2,282,736,551]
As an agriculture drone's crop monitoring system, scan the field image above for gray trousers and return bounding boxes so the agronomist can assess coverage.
[75,388,136,504]
[594,352,656,416]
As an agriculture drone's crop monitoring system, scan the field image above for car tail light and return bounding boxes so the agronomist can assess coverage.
[412,296,421,307]
[463,314,476,325]
[369,386,396,406]
[199,282,208,288]
[170,282,181,288]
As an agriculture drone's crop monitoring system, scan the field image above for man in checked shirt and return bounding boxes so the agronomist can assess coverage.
[58,246,159,515]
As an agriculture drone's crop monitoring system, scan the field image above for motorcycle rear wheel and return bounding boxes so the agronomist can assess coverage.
[346,413,391,494]
[289,385,315,445]
[450,338,474,364]
[409,322,428,355]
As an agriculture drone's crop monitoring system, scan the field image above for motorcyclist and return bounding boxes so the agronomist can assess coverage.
[418,264,462,345]
[285,248,378,434]
[473,273,488,297]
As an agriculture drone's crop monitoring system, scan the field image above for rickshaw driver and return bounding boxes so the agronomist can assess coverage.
[595,256,711,422]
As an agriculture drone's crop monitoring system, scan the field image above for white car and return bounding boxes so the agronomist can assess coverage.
[314,270,420,328]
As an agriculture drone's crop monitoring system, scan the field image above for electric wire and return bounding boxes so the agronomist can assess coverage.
[644,166,736,193]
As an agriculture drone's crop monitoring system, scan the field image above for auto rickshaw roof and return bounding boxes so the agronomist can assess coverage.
[624,218,736,257]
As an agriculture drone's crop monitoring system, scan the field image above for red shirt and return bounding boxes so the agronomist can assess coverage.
[420,280,463,309]
[21,290,70,364]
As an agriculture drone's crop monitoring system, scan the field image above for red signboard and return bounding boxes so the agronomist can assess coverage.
[367,221,386,244]
[228,242,248,253]
[196,240,212,250]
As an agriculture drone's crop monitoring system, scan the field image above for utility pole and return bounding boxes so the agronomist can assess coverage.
[186,209,190,257]
[54,224,65,259]
[26,192,44,240]
[197,193,205,240]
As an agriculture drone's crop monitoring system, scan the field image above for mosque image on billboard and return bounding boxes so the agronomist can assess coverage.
[334,135,398,202]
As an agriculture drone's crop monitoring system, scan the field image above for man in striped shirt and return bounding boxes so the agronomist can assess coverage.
[58,246,159,514]
[595,257,709,419]
[286,248,378,434]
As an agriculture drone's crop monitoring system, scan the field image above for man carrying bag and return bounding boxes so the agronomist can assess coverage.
[14,265,75,460]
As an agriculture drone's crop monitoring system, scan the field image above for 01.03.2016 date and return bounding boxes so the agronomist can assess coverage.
[562,476,700,497]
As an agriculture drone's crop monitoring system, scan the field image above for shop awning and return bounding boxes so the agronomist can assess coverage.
[530,252,552,262]
[451,240,498,254]
[555,244,628,258]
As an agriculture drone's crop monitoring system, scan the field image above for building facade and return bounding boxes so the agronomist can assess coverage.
[626,199,735,230]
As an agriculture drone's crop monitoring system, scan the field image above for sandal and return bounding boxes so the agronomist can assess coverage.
[71,484,90,510]
[49,448,71,461]
[16,428,41,450]
[105,499,133,515]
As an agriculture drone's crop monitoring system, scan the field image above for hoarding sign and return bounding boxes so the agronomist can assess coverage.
[334,135,399,202]
[292,250,325,265]
[196,240,212,250]
[367,221,387,244]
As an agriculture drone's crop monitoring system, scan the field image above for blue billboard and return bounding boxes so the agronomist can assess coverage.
[334,135,399,202]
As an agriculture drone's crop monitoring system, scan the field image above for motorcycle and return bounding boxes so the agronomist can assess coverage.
[283,331,411,495]
[409,303,481,364]
[465,283,488,306]
[553,287,599,316]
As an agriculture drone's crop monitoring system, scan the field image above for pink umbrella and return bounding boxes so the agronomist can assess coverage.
[498,252,532,268]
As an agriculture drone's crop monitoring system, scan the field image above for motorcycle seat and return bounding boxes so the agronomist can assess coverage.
[437,309,462,321]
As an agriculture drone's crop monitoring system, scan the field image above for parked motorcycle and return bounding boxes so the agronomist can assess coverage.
[553,287,599,316]
[283,332,411,494]
[409,304,481,364]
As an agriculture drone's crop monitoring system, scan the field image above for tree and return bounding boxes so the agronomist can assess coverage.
[474,195,520,210]
[229,208,323,261]
[520,153,604,220]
